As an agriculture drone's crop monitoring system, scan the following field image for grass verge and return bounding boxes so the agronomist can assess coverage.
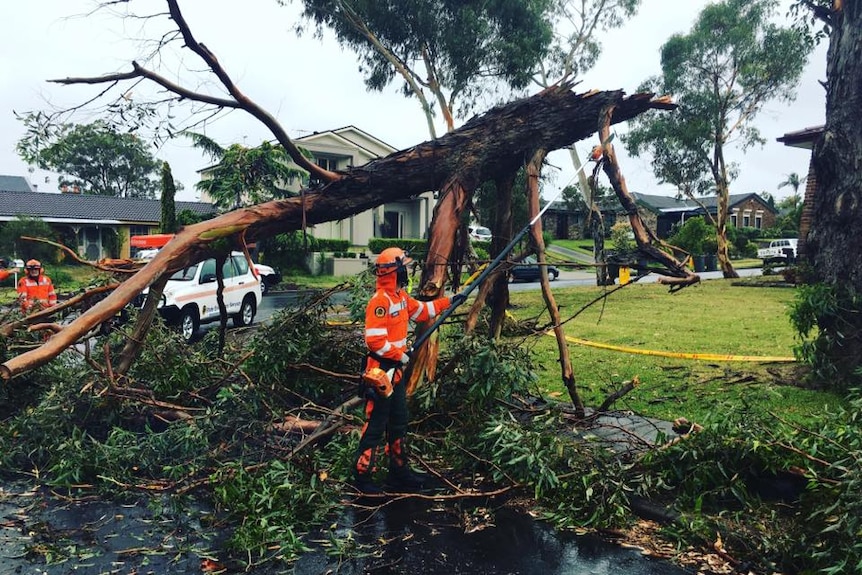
[498,278,842,425]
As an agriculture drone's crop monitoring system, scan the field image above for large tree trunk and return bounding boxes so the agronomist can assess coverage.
[0,88,674,381]
[487,174,516,338]
[807,1,862,375]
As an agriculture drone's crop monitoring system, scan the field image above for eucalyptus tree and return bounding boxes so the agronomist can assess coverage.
[624,0,810,278]
[536,0,641,86]
[4,0,683,409]
[290,0,555,138]
[531,0,641,284]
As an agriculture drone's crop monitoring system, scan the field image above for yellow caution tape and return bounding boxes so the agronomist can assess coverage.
[555,333,795,363]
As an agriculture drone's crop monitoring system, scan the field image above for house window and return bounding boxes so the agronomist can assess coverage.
[730,213,738,227]
[754,211,763,229]
[317,157,338,171]
[309,155,344,186]
[381,211,403,238]
[743,211,751,227]
[130,225,149,237]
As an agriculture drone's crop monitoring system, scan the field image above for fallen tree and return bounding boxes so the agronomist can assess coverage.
[2,0,700,409]
[0,86,683,381]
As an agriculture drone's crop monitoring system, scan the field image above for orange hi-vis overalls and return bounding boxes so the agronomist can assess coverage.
[354,269,451,479]
[18,274,57,312]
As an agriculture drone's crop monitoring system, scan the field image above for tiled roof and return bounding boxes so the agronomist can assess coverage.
[0,190,216,224]
[634,192,772,213]
[0,175,33,193]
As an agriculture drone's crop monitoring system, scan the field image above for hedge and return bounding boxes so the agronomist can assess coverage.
[368,238,492,257]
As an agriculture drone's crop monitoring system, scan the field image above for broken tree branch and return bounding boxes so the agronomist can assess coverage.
[1,88,673,380]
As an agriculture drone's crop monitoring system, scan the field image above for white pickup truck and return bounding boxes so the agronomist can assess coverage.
[757,239,798,265]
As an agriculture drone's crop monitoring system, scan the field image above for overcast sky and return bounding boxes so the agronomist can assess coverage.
[1,0,827,203]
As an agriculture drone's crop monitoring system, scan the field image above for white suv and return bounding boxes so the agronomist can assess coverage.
[145,252,262,342]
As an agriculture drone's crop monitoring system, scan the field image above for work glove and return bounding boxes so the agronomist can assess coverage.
[450,292,467,307]
[399,352,411,366]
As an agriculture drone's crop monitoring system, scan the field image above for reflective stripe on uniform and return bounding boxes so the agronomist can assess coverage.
[372,341,393,355]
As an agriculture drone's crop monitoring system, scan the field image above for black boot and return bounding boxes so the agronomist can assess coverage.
[386,465,427,492]
[353,474,384,495]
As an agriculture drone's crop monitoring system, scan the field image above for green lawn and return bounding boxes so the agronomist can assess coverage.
[550,239,762,269]
[493,278,839,425]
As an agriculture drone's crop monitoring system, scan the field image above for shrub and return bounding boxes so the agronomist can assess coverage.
[367,238,428,258]
[668,216,713,255]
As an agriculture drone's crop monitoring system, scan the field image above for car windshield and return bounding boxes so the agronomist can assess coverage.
[169,263,200,281]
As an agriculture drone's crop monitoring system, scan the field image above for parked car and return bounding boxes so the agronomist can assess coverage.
[757,238,798,265]
[136,248,160,260]
[134,251,262,342]
[254,263,282,295]
[468,225,493,242]
[509,256,559,282]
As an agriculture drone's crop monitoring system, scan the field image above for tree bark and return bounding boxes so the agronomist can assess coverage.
[488,174,517,339]
[807,0,862,375]
[0,87,673,381]
[526,149,583,413]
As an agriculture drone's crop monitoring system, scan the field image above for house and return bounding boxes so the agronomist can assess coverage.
[777,125,822,260]
[198,126,436,246]
[0,175,35,194]
[541,197,626,239]
[0,183,216,260]
[541,191,778,240]
[633,192,778,238]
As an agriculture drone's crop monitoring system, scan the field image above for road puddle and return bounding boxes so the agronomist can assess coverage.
[2,482,688,574]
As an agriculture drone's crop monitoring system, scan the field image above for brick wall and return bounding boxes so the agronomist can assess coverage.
[797,156,817,259]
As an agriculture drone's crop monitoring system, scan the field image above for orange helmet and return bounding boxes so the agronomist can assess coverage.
[26,259,42,272]
[375,247,412,287]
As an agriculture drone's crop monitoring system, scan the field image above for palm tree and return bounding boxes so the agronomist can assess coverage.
[184,132,301,211]
[778,172,805,210]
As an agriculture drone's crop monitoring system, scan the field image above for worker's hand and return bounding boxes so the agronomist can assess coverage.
[450,292,467,307]
[399,352,411,366]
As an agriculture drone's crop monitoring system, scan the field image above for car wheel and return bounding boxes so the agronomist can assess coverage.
[233,296,256,327]
[179,307,199,343]
[260,279,269,296]
[550,270,558,281]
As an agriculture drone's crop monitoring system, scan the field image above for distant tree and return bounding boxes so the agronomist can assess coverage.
[293,0,554,138]
[535,0,641,86]
[624,0,811,279]
[176,209,214,227]
[187,134,303,211]
[160,162,178,234]
[16,120,161,198]
[532,0,642,282]
[0,216,57,263]
[760,191,776,209]
[778,172,804,205]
